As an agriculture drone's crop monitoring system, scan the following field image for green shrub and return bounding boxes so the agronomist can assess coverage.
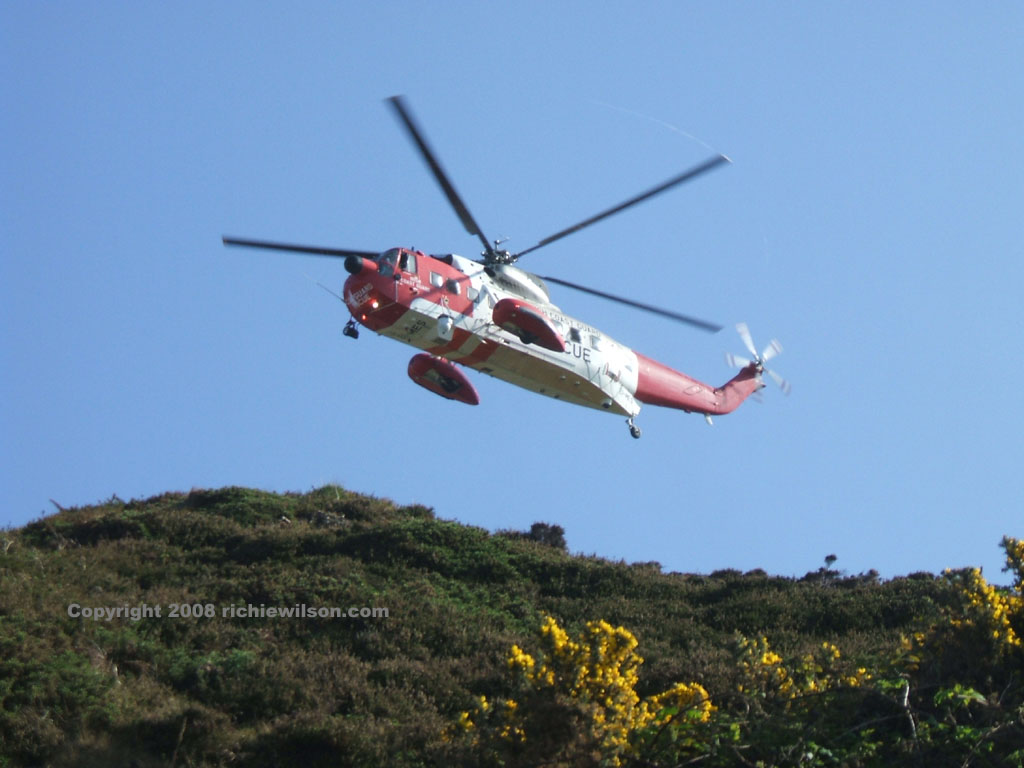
[4,484,992,767]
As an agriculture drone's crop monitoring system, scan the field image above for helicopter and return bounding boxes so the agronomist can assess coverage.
[223,96,788,439]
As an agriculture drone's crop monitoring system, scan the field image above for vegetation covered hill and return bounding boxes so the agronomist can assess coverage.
[2,486,1021,767]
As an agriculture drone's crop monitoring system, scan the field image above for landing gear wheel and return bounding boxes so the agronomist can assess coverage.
[627,418,642,439]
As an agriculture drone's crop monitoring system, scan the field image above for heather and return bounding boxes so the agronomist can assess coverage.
[2,486,1020,766]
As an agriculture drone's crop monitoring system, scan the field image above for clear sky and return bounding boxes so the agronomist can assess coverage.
[3,3,1022,583]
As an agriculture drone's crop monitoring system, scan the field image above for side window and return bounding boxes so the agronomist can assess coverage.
[466,286,479,301]
[430,272,444,288]
[399,251,417,274]
[445,278,461,295]
[569,327,582,343]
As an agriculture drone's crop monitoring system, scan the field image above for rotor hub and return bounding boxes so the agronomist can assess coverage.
[485,248,516,265]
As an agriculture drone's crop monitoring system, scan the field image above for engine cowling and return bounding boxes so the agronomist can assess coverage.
[491,298,565,352]
[407,354,480,405]
[344,255,378,275]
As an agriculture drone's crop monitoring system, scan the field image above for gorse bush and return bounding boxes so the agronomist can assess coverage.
[2,486,1020,766]
[451,539,1024,767]
[451,616,714,767]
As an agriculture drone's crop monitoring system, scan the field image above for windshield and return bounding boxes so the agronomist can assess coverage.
[378,248,400,276]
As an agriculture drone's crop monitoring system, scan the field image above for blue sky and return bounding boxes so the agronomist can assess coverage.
[3,3,1022,583]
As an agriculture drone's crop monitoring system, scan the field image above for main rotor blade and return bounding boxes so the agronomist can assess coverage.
[386,95,493,257]
[222,236,378,260]
[514,154,731,259]
[540,274,722,333]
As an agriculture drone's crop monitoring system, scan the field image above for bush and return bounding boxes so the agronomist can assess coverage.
[497,522,568,551]
[6,484,1007,767]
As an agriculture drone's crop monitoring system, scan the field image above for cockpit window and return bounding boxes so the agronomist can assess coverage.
[378,248,399,277]
[399,251,417,274]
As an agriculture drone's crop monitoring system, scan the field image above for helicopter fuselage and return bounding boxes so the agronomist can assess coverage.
[343,247,762,420]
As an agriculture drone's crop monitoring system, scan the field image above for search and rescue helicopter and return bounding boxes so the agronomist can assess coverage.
[224,96,788,438]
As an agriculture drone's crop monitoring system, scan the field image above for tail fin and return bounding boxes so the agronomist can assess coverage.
[711,363,764,414]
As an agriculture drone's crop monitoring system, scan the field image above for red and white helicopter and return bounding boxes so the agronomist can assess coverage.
[224,96,788,438]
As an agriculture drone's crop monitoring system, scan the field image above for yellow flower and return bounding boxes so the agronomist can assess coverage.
[464,617,722,762]
[822,642,841,660]
[948,566,1022,651]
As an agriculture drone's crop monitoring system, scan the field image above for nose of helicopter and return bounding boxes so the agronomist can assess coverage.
[343,262,401,334]
[343,272,378,314]
[342,255,379,308]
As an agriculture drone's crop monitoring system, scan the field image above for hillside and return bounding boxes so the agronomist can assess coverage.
[2,486,1021,767]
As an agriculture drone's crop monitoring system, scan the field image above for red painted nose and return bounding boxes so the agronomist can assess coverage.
[343,273,377,314]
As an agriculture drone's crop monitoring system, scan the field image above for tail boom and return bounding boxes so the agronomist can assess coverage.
[633,352,762,416]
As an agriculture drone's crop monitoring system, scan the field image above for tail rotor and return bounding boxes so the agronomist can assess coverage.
[726,322,791,395]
